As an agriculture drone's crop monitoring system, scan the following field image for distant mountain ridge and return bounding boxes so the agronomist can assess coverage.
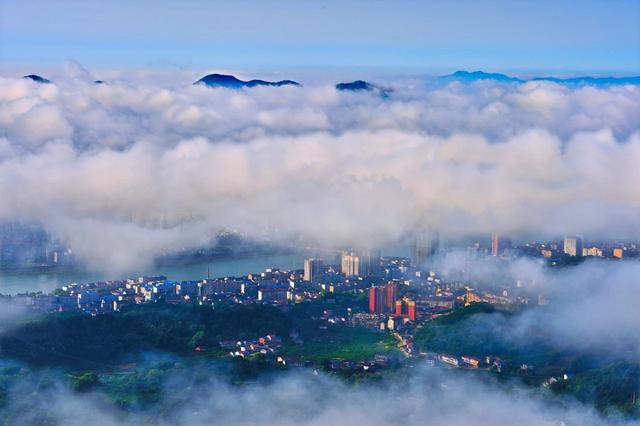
[531,75,640,85]
[440,70,640,86]
[195,73,301,89]
[336,80,377,91]
[335,80,393,97]
[18,71,639,90]
[442,70,523,83]
[23,74,51,84]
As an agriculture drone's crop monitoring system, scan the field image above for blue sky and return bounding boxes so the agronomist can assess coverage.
[1,0,639,75]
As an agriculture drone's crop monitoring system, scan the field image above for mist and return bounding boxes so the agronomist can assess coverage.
[0,298,29,325]
[0,362,632,426]
[1,65,639,271]
[433,254,640,358]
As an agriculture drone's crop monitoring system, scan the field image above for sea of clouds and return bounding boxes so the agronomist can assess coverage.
[1,62,639,271]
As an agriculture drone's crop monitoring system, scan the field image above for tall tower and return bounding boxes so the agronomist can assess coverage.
[304,258,324,282]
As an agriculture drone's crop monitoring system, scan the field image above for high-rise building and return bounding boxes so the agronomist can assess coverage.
[384,281,397,312]
[369,286,386,314]
[358,249,381,277]
[369,287,377,313]
[395,297,416,321]
[341,251,360,276]
[411,228,440,267]
[564,235,584,257]
[491,234,512,256]
[369,281,397,314]
[341,249,381,277]
[303,258,324,282]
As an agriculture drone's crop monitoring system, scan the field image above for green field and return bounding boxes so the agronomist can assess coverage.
[281,326,397,362]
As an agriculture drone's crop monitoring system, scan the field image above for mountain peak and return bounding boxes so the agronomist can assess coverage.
[335,80,393,97]
[195,73,301,89]
[336,80,375,91]
[23,74,52,84]
[444,70,523,83]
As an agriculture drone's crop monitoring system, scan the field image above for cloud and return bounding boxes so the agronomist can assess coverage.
[434,253,640,358]
[0,67,639,270]
[0,363,628,426]
[0,298,29,324]
[517,260,640,356]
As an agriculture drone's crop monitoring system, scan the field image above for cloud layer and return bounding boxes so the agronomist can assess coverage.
[1,66,639,270]
[436,254,640,358]
[0,364,629,426]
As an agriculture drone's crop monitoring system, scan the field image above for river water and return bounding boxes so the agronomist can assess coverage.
[0,252,313,295]
[0,241,412,295]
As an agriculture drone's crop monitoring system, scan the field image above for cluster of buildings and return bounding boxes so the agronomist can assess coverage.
[9,237,621,376]
[5,228,638,382]
[422,352,503,372]
[326,354,391,372]
[10,243,548,325]
[524,235,639,262]
[221,334,283,358]
[368,281,416,327]
[10,249,405,315]
[464,233,639,264]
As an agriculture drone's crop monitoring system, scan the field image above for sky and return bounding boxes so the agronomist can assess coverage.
[1,0,639,75]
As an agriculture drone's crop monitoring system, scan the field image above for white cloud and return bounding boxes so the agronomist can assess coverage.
[0,366,625,426]
[0,68,639,270]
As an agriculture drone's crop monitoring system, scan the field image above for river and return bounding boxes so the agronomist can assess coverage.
[0,252,314,295]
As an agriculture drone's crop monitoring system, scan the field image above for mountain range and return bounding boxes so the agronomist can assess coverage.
[194,74,301,89]
[440,70,640,86]
[19,71,640,89]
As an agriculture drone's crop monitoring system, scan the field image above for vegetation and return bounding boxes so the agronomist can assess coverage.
[281,326,397,362]
[1,299,637,418]
[0,295,389,368]
[413,302,639,415]
[414,303,598,374]
[0,302,291,368]
[550,363,640,417]
[414,303,516,357]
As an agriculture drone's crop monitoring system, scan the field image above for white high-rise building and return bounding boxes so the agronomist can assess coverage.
[303,258,324,282]
[341,251,360,276]
[341,249,381,277]
[564,235,584,257]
